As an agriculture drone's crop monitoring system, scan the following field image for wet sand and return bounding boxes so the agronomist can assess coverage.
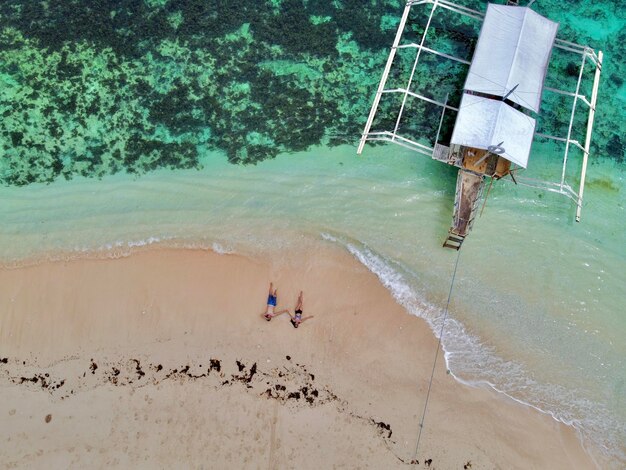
[0,246,597,468]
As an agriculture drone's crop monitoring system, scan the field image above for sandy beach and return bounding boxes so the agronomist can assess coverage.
[0,246,596,469]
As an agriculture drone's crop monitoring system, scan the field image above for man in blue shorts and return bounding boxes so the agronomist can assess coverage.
[262,282,289,321]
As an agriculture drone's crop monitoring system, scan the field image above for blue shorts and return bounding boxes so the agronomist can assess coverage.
[267,295,277,306]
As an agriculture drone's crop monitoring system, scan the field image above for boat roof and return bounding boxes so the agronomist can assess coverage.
[450,93,536,168]
[464,4,559,113]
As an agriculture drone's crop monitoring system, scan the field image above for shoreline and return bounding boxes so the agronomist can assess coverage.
[0,245,601,468]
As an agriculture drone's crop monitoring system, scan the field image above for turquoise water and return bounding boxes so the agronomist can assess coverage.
[1,146,625,465]
[1,0,625,465]
[1,0,624,184]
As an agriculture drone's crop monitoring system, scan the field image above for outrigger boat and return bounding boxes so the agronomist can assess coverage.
[358,0,603,250]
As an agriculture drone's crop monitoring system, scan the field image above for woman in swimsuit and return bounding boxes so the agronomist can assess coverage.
[263,282,289,321]
[289,291,314,328]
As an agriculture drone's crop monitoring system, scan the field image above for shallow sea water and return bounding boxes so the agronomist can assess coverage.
[1,145,625,465]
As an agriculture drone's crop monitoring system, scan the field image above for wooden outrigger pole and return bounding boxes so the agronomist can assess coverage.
[357,3,412,155]
[576,50,603,222]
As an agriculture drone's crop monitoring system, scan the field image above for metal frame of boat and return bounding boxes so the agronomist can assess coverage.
[357,0,604,246]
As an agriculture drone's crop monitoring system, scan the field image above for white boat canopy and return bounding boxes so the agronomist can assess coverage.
[464,4,558,113]
[450,93,536,168]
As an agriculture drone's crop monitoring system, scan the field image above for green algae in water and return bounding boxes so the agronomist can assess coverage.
[0,0,624,186]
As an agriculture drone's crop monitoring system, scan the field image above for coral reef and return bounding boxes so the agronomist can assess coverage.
[0,0,622,185]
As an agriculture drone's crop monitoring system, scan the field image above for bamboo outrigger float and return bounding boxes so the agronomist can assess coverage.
[357,0,603,250]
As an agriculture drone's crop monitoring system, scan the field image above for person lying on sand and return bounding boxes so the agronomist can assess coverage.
[262,282,289,321]
[288,291,314,328]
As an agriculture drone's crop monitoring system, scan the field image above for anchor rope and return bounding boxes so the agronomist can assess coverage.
[412,247,462,461]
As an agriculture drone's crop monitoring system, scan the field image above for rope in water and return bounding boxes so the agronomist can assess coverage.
[412,247,462,461]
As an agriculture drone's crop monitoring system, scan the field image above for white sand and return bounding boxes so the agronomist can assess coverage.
[0,247,597,468]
